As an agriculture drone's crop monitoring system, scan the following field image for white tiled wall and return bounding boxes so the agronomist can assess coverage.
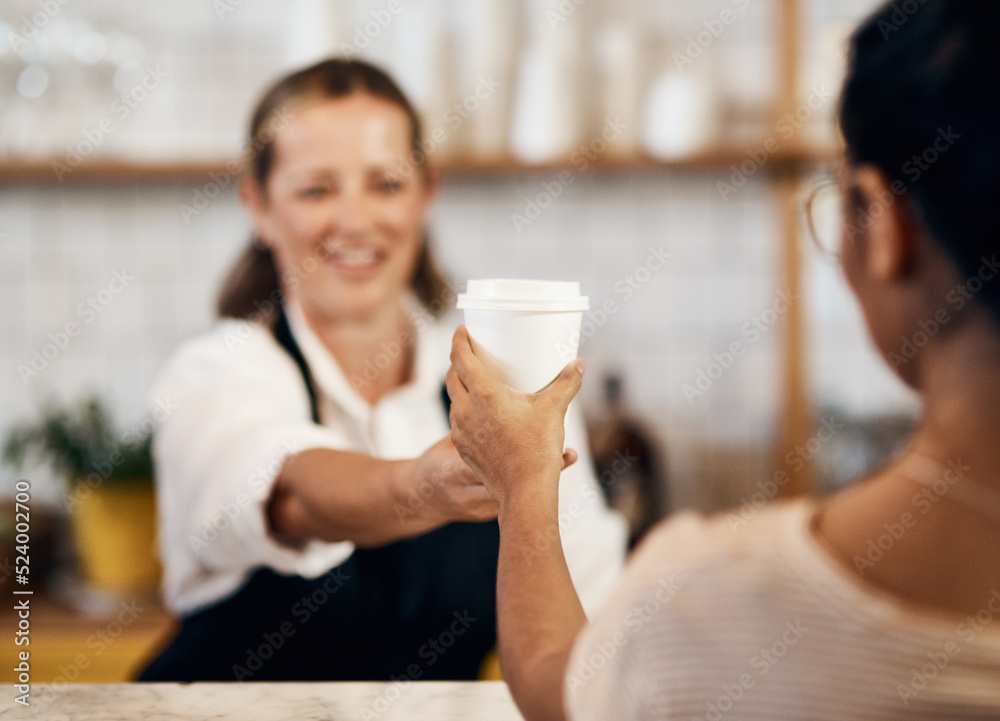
[0,168,915,510]
[1,0,911,511]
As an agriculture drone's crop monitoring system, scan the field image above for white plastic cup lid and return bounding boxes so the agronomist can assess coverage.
[456,279,589,312]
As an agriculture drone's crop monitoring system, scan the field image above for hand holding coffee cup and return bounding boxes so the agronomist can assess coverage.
[447,280,589,506]
[447,325,585,509]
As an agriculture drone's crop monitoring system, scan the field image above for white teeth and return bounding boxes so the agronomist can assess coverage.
[331,247,377,267]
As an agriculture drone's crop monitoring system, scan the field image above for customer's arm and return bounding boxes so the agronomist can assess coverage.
[447,326,588,721]
[268,436,498,547]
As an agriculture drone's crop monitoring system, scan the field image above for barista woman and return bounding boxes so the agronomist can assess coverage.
[140,58,626,681]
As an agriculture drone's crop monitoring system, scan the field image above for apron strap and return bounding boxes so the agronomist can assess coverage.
[272,302,452,425]
[272,304,321,424]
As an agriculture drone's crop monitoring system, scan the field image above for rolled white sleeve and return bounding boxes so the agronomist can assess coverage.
[152,321,355,615]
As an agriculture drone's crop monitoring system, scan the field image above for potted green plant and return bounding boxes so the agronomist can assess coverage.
[3,396,161,595]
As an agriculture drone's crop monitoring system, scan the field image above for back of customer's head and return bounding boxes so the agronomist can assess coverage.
[840,0,1000,325]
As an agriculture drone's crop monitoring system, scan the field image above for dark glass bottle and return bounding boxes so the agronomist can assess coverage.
[587,373,666,548]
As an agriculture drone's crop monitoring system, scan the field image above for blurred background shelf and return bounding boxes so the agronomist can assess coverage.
[0,146,841,184]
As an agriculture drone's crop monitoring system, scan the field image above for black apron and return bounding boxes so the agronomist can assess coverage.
[140,307,500,681]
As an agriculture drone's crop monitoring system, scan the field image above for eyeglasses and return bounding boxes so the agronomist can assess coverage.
[802,173,846,261]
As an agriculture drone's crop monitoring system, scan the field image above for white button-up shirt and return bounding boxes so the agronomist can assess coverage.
[151,299,627,617]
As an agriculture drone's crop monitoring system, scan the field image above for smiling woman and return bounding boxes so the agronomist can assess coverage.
[244,95,429,338]
[217,59,449,337]
[138,58,626,683]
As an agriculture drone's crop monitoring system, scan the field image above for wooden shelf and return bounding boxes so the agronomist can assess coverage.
[439,147,839,175]
[0,146,839,185]
[0,159,230,185]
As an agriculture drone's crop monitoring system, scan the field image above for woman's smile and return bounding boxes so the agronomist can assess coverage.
[321,241,387,278]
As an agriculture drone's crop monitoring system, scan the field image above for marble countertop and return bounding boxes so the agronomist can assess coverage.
[0,682,525,720]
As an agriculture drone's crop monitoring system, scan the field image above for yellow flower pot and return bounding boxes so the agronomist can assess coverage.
[70,481,161,595]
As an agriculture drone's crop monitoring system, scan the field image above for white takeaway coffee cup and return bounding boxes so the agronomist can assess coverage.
[456,279,590,393]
